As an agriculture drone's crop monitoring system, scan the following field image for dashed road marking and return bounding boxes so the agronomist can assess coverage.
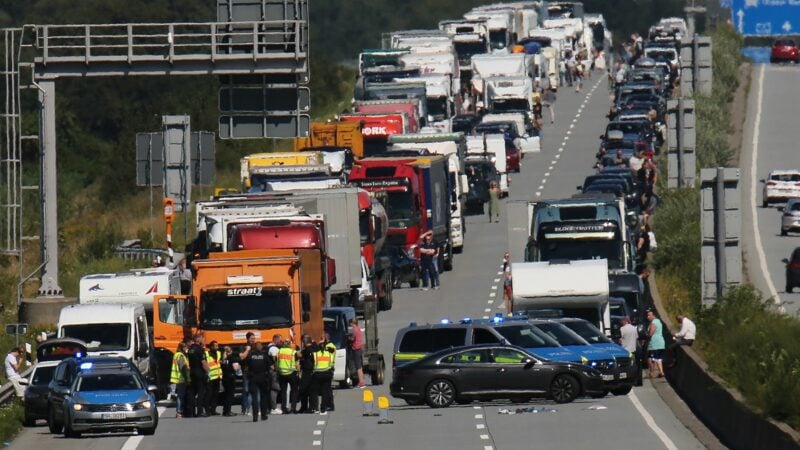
[544,172,550,177]
[535,191,541,197]
[489,292,497,297]
[480,434,490,440]
[484,308,492,312]
[487,300,494,304]
[313,441,322,446]
[475,414,484,419]
[493,278,501,282]
[313,430,322,435]
[317,420,326,426]
[476,424,486,429]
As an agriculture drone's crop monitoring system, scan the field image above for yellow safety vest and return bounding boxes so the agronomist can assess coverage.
[276,347,297,376]
[314,345,334,372]
[170,351,189,384]
[206,350,222,381]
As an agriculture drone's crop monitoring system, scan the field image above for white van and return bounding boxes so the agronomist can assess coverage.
[57,303,151,379]
[79,268,181,322]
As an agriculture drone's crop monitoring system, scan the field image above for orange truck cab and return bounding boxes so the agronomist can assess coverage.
[152,249,324,394]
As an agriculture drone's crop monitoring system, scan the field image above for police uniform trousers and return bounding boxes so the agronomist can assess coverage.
[298,370,314,411]
[187,373,208,417]
[248,372,271,420]
[278,372,300,412]
[207,377,220,414]
[311,370,334,411]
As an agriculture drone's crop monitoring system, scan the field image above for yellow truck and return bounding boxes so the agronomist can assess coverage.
[240,151,324,190]
[294,121,365,159]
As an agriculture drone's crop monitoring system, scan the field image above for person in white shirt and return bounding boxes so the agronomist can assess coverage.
[628,148,644,172]
[618,317,638,353]
[5,347,25,398]
[674,315,696,345]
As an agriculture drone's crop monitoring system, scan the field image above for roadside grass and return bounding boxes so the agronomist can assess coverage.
[653,23,800,431]
[0,403,23,444]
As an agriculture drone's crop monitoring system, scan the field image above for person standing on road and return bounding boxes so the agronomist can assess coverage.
[186,333,210,417]
[418,231,440,290]
[205,340,222,416]
[348,318,366,388]
[244,341,273,422]
[219,346,238,417]
[298,335,317,413]
[488,181,501,223]
[170,342,190,418]
[267,334,283,415]
[311,333,336,413]
[619,317,638,353]
[5,347,26,399]
[276,338,300,414]
[646,310,666,378]
[575,62,585,92]
[542,87,557,124]
[239,332,256,415]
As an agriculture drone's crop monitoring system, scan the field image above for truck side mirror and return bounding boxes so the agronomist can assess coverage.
[301,293,311,313]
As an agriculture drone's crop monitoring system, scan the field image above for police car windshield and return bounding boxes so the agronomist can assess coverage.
[560,320,612,344]
[201,288,292,330]
[494,325,560,348]
[533,323,588,346]
[76,373,142,392]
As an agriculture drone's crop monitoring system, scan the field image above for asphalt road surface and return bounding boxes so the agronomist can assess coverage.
[741,63,800,317]
[11,75,705,450]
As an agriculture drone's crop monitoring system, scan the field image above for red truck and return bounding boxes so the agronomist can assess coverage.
[349,155,453,287]
[353,99,421,135]
[339,113,408,157]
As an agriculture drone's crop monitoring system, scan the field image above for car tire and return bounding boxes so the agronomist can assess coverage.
[787,284,793,293]
[379,272,393,312]
[409,271,420,288]
[425,379,455,408]
[63,419,80,439]
[550,374,580,404]
[590,391,607,399]
[782,228,788,236]
[23,412,35,427]
[611,385,633,396]
[763,199,769,208]
[141,426,157,436]
[47,407,63,434]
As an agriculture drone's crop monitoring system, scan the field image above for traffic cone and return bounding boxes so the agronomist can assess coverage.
[362,389,378,416]
[377,396,393,424]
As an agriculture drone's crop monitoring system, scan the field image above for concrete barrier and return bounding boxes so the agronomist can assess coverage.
[649,274,800,450]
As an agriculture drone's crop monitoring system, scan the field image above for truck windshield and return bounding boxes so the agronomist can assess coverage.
[323,315,346,348]
[494,325,560,348]
[533,323,588,346]
[489,30,508,50]
[61,324,131,352]
[200,288,292,330]
[491,99,530,113]
[385,192,416,227]
[454,41,487,64]
[539,239,622,269]
[427,97,449,121]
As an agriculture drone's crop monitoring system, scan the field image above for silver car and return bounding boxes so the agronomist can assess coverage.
[781,199,800,236]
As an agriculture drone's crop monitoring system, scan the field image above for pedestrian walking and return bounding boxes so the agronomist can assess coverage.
[267,334,283,415]
[205,340,222,415]
[575,62,585,92]
[219,346,238,417]
[170,342,190,418]
[502,251,513,314]
[418,230,440,290]
[5,347,26,399]
[542,87,556,124]
[243,341,273,422]
[186,333,210,417]
[239,332,256,415]
[559,59,567,87]
[276,339,300,414]
[311,333,336,413]
[348,318,366,388]
[297,335,317,413]
[646,310,666,378]
[488,181,501,223]
[565,52,575,87]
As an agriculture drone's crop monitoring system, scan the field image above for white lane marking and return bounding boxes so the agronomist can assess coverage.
[313,441,322,446]
[121,436,143,450]
[480,434,490,440]
[550,160,558,164]
[313,430,322,435]
[558,148,564,152]
[484,446,494,450]
[491,285,498,290]
[496,271,503,276]
[555,154,561,159]
[538,185,545,190]
[482,315,489,319]
[493,278,501,282]
[544,172,550,177]
[474,406,482,409]
[317,420,326,425]
[629,390,679,450]
[475,414,484,419]
[484,308,492,312]
[535,191,541,197]
[488,300,494,304]
[566,130,572,135]
[569,123,575,129]
[476,423,486,429]
[749,65,784,312]
[548,165,554,170]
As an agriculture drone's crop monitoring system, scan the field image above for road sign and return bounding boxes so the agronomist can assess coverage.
[730,0,800,36]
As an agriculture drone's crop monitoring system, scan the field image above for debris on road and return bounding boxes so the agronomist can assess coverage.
[498,407,558,415]
[584,404,608,411]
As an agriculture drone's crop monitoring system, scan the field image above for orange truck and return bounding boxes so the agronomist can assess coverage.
[152,248,324,394]
[293,121,365,159]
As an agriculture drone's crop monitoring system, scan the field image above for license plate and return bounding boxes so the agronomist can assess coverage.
[602,374,614,381]
[102,412,127,420]
[619,372,627,379]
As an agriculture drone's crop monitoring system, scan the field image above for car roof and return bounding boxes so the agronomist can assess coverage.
[32,360,62,369]
[769,169,800,175]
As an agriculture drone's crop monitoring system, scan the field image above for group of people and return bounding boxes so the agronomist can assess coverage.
[558,47,592,92]
[170,328,358,422]
[618,310,696,379]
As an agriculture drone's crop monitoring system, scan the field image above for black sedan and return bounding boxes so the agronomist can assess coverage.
[390,344,604,408]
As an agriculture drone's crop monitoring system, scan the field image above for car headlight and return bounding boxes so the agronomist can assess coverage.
[73,404,83,411]
[139,401,152,409]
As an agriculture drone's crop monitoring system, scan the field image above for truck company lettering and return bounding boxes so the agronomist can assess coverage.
[362,126,388,136]
[226,287,263,297]
[552,224,608,233]
[353,179,408,188]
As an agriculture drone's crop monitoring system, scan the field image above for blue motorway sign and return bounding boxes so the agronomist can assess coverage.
[730,0,800,36]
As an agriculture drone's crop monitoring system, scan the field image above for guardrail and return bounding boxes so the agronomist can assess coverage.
[112,246,171,262]
[0,367,33,407]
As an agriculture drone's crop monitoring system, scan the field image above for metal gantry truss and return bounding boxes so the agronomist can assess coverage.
[1,1,309,300]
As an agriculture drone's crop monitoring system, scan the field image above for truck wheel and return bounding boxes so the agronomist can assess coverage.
[379,272,393,311]
[443,247,454,272]
[409,270,420,288]
[371,357,385,386]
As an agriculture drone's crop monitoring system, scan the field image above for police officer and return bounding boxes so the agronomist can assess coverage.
[205,340,222,415]
[186,333,210,417]
[238,332,256,415]
[276,338,300,414]
[297,334,316,413]
[243,341,273,422]
[312,332,336,413]
[170,342,190,419]
[219,345,238,417]
[266,334,282,415]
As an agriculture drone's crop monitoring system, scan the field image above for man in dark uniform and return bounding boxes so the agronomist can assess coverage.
[186,333,209,417]
[242,341,273,422]
[219,346,238,417]
[297,334,317,413]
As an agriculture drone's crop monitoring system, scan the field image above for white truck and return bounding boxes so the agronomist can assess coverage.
[246,165,341,193]
[511,259,612,336]
[388,132,469,253]
[470,53,528,98]
[57,303,153,381]
[485,75,532,114]
[391,75,457,133]
[481,112,541,155]
[466,134,508,196]
[464,9,514,53]
[79,268,182,321]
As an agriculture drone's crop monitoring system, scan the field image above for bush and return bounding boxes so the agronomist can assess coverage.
[0,402,23,444]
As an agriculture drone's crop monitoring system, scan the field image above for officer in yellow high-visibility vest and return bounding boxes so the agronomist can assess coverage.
[311,332,336,413]
[205,341,222,416]
[276,340,300,413]
[170,342,190,418]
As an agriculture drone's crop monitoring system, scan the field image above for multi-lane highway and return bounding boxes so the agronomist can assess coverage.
[741,63,800,317]
[10,76,706,450]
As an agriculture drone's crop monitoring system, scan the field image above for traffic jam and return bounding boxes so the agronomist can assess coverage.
[15,1,687,439]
